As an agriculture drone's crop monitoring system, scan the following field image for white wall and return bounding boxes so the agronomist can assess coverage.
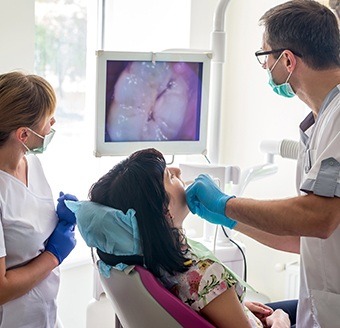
[0,1,94,327]
[191,0,305,301]
[0,1,309,327]
[0,0,35,73]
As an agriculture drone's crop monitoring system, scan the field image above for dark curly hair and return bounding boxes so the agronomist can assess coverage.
[89,148,188,277]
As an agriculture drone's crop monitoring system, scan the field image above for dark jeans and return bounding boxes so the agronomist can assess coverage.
[266,299,298,327]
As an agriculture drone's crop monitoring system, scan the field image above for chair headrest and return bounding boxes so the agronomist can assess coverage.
[65,200,142,276]
[96,248,144,267]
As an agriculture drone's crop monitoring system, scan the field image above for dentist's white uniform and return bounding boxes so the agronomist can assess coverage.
[0,155,59,328]
[296,85,340,328]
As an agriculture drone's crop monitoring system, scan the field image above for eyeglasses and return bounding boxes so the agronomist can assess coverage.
[255,48,302,65]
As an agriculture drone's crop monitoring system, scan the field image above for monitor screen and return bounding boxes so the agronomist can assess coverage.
[94,51,211,156]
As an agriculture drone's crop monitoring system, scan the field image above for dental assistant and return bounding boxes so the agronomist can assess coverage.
[186,1,340,327]
[0,71,77,327]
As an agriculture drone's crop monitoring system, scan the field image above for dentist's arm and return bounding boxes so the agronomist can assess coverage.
[236,222,300,254]
[226,194,339,238]
[186,174,340,239]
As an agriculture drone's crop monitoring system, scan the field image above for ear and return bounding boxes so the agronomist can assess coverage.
[165,208,174,221]
[16,127,29,143]
[283,50,297,72]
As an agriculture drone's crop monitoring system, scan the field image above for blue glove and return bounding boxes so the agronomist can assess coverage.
[186,174,237,229]
[45,221,76,264]
[57,191,78,225]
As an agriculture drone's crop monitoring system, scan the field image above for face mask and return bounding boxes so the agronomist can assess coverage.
[22,128,55,154]
[267,53,295,98]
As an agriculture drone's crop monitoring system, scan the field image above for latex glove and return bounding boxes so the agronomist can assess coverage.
[185,174,237,229]
[45,221,76,264]
[57,191,78,225]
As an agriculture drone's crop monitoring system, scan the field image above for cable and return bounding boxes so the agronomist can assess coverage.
[203,154,211,163]
[221,226,247,284]
[212,225,218,255]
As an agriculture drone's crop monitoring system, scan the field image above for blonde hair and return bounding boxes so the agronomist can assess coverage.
[0,71,56,146]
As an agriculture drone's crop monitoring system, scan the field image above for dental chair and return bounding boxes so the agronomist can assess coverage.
[98,264,214,328]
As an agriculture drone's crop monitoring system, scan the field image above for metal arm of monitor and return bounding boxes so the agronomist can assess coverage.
[207,0,231,165]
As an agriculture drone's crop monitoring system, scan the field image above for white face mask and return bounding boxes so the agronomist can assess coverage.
[22,128,55,154]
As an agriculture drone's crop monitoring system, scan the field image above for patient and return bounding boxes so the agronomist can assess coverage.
[74,148,289,328]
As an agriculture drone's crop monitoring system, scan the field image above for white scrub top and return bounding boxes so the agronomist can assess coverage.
[0,154,59,328]
[296,85,340,328]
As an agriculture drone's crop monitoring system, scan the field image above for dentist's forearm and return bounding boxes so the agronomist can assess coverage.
[226,193,339,238]
[236,222,300,253]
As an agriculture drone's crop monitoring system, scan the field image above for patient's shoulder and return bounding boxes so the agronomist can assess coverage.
[161,251,243,311]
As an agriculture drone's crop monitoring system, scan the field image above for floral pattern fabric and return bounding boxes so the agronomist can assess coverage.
[159,249,263,327]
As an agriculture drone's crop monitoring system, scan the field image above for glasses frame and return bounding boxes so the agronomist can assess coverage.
[255,48,302,65]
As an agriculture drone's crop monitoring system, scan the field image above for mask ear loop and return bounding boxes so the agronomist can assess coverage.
[285,70,293,83]
[26,127,44,140]
[269,51,285,72]
[18,128,30,153]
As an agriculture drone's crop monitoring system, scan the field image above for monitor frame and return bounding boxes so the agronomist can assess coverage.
[94,50,212,157]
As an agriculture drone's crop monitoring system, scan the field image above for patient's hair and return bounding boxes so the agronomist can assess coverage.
[89,148,188,277]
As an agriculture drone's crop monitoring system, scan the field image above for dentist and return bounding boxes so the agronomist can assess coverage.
[0,71,77,327]
[187,1,340,327]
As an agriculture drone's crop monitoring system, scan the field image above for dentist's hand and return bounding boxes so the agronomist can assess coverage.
[57,191,78,226]
[185,174,237,229]
[45,221,76,264]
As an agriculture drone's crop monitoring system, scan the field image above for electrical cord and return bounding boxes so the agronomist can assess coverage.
[221,225,247,284]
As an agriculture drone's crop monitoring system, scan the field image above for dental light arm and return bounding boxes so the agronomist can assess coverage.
[232,163,279,197]
[232,139,299,197]
[260,139,299,163]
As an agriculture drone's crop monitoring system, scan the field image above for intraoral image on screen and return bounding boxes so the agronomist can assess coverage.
[104,60,203,143]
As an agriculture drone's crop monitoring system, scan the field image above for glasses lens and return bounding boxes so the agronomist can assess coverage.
[256,53,267,65]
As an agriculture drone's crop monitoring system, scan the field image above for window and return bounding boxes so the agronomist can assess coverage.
[35,0,192,264]
[35,0,192,201]
[35,0,95,200]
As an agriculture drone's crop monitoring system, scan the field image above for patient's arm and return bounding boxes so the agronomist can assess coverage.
[236,222,300,254]
[200,286,252,328]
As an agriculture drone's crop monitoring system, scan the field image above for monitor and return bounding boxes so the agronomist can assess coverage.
[94,50,211,157]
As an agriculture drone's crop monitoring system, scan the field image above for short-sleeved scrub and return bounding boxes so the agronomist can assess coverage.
[0,155,59,328]
[296,85,340,328]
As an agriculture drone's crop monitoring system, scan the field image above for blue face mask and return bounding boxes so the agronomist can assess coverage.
[22,128,55,154]
[267,53,295,98]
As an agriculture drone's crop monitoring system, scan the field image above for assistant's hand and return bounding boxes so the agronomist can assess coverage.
[185,174,237,229]
[57,191,78,225]
[45,221,76,264]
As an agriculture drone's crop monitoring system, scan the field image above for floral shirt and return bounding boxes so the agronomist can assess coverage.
[159,242,263,327]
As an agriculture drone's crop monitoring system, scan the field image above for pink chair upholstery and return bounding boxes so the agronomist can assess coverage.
[99,264,215,328]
